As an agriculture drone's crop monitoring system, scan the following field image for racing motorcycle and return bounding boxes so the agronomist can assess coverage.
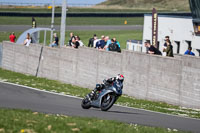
[81,80,122,111]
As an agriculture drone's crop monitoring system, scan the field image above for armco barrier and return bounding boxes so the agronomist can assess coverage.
[1,41,200,109]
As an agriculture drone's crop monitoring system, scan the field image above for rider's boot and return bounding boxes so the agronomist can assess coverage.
[88,89,97,100]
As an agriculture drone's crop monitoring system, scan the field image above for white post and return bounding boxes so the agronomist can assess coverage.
[60,0,67,47]
[50,0,55,44]
[44,30,47,46]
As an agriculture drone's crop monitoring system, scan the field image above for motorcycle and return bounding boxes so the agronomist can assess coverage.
[81,80,122,111]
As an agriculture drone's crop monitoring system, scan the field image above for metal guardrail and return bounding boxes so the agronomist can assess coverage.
[0,12,192,17]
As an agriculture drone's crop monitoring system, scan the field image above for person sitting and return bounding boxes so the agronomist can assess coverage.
[49,33,59,47]
[88,74,124,100]
[184,47,195,56]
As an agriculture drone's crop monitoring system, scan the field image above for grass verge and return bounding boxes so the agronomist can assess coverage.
[0,68,199,119]
[0,6,187,13]
[0,108,187,133]
[0,16,144,25]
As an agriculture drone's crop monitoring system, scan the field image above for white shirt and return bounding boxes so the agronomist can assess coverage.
[24,39,31,46]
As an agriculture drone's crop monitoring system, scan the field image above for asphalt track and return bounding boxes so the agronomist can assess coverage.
[0,81,200,133]
[0,25,143,32]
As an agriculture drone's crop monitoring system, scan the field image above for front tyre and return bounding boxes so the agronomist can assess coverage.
[81,97,91,109]
[101,93,116,111]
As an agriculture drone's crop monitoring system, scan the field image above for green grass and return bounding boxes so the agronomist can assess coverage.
[0,16,144,25]
[0,30,143,49]
[0,6,189,13]
[0,68,200,119]
[101,0,190,11]
[0,108,187,133]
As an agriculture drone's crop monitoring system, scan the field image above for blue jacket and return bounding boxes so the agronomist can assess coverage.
[184,50,195,56]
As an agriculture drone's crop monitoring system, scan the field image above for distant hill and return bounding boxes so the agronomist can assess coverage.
[99,0,190,11]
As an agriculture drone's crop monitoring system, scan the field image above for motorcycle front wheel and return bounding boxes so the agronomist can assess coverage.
[81,97,91,109]
[101,93,116,111]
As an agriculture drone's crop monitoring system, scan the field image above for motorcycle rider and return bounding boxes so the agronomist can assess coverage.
[89,74,124,99]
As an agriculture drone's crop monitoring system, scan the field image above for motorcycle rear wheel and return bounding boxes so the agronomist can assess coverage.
[81,97,91,109]
[101,93,116,111]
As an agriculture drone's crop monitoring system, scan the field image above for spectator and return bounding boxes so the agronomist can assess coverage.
[68,32,75,46]
[113,37,121,52]
[184,47,195,56]
[93,35,99,48]
[163,36,171,56]
[104,36,111,51]
[9,32,16,43]
[76,36,84,47]
[49,33,59,47]
[71,37,79,49]
[163,40,173,57]
[23,33,31,47]
[96,35,106,49]
[144,41,162,55]
[88,34,96,47]
[108,39,120,52]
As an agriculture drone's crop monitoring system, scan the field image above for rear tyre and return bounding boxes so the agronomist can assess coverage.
[101,93,116,111]
[81,97,91,109]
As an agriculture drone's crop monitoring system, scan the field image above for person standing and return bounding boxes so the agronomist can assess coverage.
[144,41,162,55]
[163,40,174,57]
[163,36,171,56]
[9,32,16,43]
[23,33,31,47]
[88,34,96,47]
[96,35,106,49]
[108,39,120,52]
[68,32,75,46]
[71,37,80,49]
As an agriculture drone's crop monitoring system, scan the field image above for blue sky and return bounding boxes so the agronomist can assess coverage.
[0,0,106,5]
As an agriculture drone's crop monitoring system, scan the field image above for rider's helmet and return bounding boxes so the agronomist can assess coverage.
[116,74,124,82]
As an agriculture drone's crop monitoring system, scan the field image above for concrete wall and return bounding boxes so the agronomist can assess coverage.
[1,41,200,109]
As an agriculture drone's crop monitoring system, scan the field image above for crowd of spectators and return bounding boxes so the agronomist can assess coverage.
[10,32,196,56]
[87,34,121,53]
[145,35,196,57]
